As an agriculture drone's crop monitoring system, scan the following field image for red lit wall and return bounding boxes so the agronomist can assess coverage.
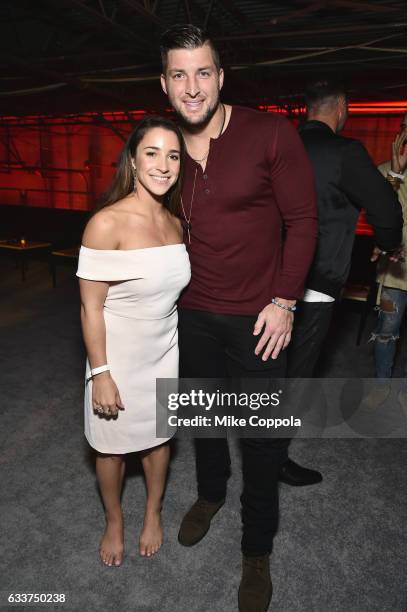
[342,116,404,236]
[0,120,128,210]
[0,108,404,215]
[341,115,401,165]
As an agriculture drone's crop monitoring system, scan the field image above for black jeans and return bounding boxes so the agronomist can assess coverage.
[287,301,335,377]
[178,308,289,556]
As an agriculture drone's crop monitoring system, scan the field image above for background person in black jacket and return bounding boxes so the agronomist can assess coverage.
[287,79,403,435]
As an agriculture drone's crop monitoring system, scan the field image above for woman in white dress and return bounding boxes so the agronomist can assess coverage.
[77,117,190,567]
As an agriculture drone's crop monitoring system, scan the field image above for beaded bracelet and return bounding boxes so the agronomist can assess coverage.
[271,298,296,312]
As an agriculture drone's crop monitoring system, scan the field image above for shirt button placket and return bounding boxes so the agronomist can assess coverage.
[203,174,210,195]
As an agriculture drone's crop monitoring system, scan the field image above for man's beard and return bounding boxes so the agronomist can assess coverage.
[174,96,220,131]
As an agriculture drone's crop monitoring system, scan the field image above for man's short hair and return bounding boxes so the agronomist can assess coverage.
[160,24,221,73]
[305,79,348,113]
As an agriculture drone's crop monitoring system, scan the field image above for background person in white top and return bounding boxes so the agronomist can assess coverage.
[371,114,407,381]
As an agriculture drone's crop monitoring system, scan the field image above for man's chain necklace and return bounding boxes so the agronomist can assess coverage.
[181,104,226,244]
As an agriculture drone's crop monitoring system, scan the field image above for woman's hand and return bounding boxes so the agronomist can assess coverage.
[391,129,407,174]
[92,372,125,417]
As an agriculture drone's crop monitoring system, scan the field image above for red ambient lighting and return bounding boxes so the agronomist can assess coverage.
[0,109,148,125]
[259,102,407,115]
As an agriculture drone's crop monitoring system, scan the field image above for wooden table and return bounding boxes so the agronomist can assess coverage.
[0,240,52,281]
[51,246,79,287]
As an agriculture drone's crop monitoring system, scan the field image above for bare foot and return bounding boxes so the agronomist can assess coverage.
[100,512,124,567]
[139,510,163,557]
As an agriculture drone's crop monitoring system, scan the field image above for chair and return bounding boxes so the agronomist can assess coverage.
[51,246,79,287]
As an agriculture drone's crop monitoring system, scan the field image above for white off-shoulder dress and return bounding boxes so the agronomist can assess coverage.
[76,244,191,454]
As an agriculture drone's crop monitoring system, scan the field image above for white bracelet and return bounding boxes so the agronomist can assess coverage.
[86,364,110,382]
[388,170,404,181]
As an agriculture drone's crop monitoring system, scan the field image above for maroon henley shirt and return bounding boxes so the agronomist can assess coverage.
[179,106,318,315]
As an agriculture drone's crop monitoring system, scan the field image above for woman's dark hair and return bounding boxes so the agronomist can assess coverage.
[98,115,185,217]
[160,24,221,73]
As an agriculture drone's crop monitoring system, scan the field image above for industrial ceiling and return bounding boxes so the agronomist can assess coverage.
[1,0,407,117]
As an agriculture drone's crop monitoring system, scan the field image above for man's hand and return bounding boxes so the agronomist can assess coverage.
[391,129,407,174]
[253,300,294,361]
[371,245,405,263]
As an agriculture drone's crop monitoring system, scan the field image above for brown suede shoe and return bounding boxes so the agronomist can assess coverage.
[178,497,224,547]
[238,554,273,612]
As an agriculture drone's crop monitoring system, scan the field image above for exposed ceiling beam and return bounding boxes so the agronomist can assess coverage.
[184,0,223,32]
[269,2,327,26]
[231,33,403,68]
[293,0,399,13]
[25,49,137,65]
[61,0,150,50]
[5,2,109,51]
[216,0,249,27]
[329,0,398,12]
[1,53,132,107]
[118,0,164,26]
[216,21,407,42]
[97,0,107,17]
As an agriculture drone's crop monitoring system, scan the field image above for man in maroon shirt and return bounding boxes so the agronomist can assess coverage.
[160,25,317,612]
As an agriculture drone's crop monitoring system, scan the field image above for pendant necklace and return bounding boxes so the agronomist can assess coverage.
[181,104,226,244]
[180,166,197,245]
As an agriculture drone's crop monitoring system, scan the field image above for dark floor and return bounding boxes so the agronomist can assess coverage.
[1,257,406,612]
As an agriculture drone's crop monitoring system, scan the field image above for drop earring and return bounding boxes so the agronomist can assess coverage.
[131,160,137,191]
